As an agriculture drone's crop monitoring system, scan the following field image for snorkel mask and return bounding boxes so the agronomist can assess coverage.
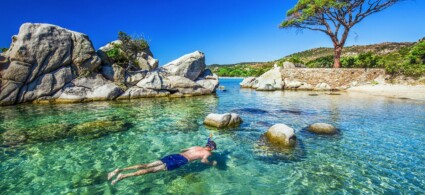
[206,134,217,150]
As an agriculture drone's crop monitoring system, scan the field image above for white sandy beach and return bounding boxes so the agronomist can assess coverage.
[348,84,425,101]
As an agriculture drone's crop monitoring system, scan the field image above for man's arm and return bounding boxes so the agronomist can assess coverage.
[201,154,217,166]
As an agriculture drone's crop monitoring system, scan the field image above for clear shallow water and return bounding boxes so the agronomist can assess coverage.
[1,78,424,194]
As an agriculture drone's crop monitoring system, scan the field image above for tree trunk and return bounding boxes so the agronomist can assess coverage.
[333,45,343,68]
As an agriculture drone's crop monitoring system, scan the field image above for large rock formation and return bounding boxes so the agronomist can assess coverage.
[0,23,219,106]
[0,23,101,105]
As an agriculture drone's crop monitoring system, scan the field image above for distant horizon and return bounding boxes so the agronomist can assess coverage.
[1,0,425,65]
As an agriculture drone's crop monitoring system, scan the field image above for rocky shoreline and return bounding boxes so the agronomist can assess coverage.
[240,64,425,100]
[0,23,219,106]
[240,65,387,91]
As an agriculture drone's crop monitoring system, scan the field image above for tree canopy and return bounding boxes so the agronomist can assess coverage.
[280,0,400,68]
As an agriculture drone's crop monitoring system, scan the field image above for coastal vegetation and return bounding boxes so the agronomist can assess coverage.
[209,62,274,77]
[280,0,400,68]
[105,31,149,68]
[211,40,425,78]
[0,47,7,53]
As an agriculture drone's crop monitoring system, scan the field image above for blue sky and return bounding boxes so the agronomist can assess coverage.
[1,0,425,65]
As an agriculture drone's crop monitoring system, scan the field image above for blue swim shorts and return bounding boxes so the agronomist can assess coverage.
[160,154,189,171]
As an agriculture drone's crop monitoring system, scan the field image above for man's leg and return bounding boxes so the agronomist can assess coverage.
[111,164,167,185]
[108,160,163,180]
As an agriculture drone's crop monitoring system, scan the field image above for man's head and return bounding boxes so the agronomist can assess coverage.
[206,140,217,151]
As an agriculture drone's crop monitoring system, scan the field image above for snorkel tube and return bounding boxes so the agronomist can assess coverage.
[206,133,216,150]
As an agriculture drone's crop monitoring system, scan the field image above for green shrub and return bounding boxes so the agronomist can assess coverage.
[341,56,356,68]
[354,52,382,68]
[0,47,7,53]
[306,55,334,68]
[105,31,149,68]
[105,43,128,66]
[408,41,425,64]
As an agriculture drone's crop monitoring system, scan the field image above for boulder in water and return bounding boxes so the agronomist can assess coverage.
[314,83,331,91]
[252,67,283,91]
[307,123,337,135]
[265,124,296,147]
[240,77,256,88]
[204,113,242,128]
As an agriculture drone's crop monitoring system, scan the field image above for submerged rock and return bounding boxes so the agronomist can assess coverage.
[1,130,27,146]
[26,123,71,142]
[308,123,337,135]
[69,120,128,139]
[204,113,242,128]
[265,124,296,148]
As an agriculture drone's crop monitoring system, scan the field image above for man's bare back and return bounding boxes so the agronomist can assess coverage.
[108,139,217,185]
[181,146,216,165]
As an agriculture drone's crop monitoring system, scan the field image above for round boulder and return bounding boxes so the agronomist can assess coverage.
[204,113,242,128]
[308,123,337,135]
[265,124,296,147]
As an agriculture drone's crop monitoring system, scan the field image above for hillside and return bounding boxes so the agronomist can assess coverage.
[285,42,414,63]
[209,40,425,77]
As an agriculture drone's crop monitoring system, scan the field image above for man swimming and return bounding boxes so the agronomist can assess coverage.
[108,136,217,185]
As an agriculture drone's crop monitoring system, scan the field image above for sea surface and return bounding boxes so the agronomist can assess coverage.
[1,78,424,194]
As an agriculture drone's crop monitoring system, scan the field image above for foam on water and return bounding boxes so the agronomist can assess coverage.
[0,78,424,194]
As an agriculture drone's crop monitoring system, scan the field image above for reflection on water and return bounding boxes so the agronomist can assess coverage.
[0,78,425,194]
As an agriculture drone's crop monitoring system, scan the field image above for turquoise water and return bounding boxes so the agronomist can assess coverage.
[1,78,425,194]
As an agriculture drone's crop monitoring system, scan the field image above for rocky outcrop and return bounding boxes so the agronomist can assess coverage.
[314,83,331,91]
[241,67,283,91]
[54,74,123,103]
[0,23,219,106]
[240,77,256,88]
[265,124,297,147]
[0,23,101,106]
[307,123,337,135]
[162,51,206,81]
[204,113,242,128]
